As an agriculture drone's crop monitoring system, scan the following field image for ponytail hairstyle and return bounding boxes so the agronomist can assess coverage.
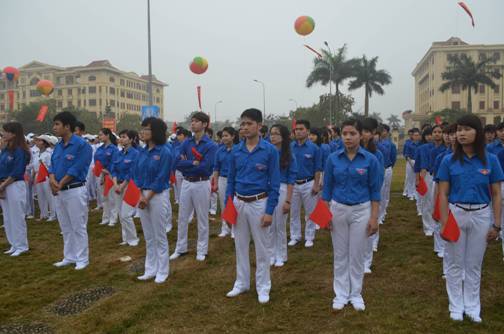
[101,128,117,146]
[271,124,291,170]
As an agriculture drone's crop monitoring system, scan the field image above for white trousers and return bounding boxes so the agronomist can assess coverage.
[217,176,231,236]
[404,160,416,197]
[35,180,56,220]
[95,173,103,208]
[0,181,28,252]
[379,167,393,222]
[269,184,288,263]
[210,191,218,215]
[25,178,35,216]
[55,186,89,265]
[445,204,491,316]
[174,170,184,204]
[232,197,271,295]
[139,189,171,277]
[175,179,210,256]
[100,178,119,225]
[117,187,139,245]
[330,201,370,304]
[289,180,317,242]
[420,174,436,235]
[86,168,97,201]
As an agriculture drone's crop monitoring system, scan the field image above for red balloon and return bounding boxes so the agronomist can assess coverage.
[3,66,20,82]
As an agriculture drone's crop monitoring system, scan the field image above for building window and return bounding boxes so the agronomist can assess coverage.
[78,100,81,107]
[58,89,63,96]
[120,79,125,86]
[479,101,485,110]
[99,98,102,106]
[67,101,73,108]
[89,99,97,106]
[30,77,39,85]
[110,100,115,107]
[89,86,96,94]
[84,100,86,107]
[56,77,63,85]
[479,85,485,94]
[493,52,501,61]
[156,88,160,93]
[22,91,26,99]
[452,101,461,110]
[452,85,460,94]
[109,76,115,83]
[65,76,74,85]
[57,101,63,108]
[120,90,125,97]
[99,86,102,93]
[494,116,502,124]
[30,90,41,97]
[109,87,116,95]
[495,85,500,94]
[88,75,96,81]
[67,88,72,96]
[156,97,160,103]
[494,101,500,110]
[479,53,487,61]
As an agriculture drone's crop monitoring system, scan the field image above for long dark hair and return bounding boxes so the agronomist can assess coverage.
[421,126,432,144]
[309,128,322,147]
[101,128,117,146]
[2,122,30,155]
[271,124,291,170]
[222,127,239,145]
[361,118,377,153]
[452,114,486,165]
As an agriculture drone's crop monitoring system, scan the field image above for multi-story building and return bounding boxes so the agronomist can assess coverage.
[0,60,166,124]
[410,37,504,128]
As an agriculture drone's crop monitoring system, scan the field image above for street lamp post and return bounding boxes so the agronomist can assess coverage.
[147,0,153,108]
[324,41,333,125]
[253,79,266,120]
[214,100,223,125]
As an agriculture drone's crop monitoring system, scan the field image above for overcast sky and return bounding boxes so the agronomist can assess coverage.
[2,0,503,124]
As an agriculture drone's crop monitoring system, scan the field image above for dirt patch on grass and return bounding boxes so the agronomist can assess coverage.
[0,323,53,334]
[48,286,115,316]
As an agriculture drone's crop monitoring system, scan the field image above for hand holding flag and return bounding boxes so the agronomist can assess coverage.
[222,196,238,225]
[309,199,333,229]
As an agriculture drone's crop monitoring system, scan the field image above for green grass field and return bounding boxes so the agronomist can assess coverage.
[1,159,504,333]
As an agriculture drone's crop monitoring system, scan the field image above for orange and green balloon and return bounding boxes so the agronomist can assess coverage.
[36,79,54,97]
[294,16,315,36]
[189,57,208,75]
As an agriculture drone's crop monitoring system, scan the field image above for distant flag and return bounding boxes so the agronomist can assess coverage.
[304,44,323,59]
[458,2,475,28]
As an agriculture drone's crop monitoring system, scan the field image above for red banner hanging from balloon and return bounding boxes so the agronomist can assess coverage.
[304,44,323,59]
[36,105,49,122]
[197,86,202,111]
[7,90,14,111]
[458,2,475,27]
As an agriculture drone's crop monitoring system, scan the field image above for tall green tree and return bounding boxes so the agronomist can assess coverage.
[387,114,401,128]
[306,44,358,121]
[439,54,502,113]
[348,56,392,117]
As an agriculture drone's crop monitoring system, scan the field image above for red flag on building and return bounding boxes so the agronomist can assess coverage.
[309,199,333,229]
[7,90,14,111]
[36,105,48,122]
[222,196,238,225]
[36,162,49,184]
[123,179,141,207]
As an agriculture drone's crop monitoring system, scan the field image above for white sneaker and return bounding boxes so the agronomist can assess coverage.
[332,301,346,310]
[169,252,184,260]
[450,312,463,321]
[154,274,168,284]
[270,258,275,266]
[304,240,314,248]
[99,221,108,225]
[75,263,88,270]
[226,288,248,298]
[129,241,139,247]
[4,247,15,254]
[196,254,206,262]
[108,223,116,227]
[218,232,228,238]
[364,268,372,274]
[466,313,482,323]
[274,261,284,267]
[26,215,34,219]
[351,301,365,311]
[53,260,74,267]
[437,252,444,258]
[288,239,299,247]
[10,249,27,257]
[373,246,378,252]
[137,273,156,281]
[166,225,172,233]
[425,232,433,237]
[92,207,102,211]
[258,294,270,304]
[119,242,128,246]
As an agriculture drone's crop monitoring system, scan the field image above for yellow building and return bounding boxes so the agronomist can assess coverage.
[410,37,504,128]
[0,60,166,123]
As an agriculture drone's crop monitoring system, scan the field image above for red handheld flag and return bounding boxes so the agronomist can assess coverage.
[103,174,114,197]
[36,105,48,122]
[416,176,428,196]
[222,196,238,225]
[170,172,176,185]
[309,199,333,229]
[441,211,461,242]
[211,177,218,193]
[432,193,441,221]
[191,147,203,161]
[93,160,103,177]
[123,179,141,207]
[36,162,49,184]
[435,116,442,125]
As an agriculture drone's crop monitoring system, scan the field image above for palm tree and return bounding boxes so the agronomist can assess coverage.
[387,114,401,128]
[348,56,392,117]
[439,54,501,113]
[306,44,358,117]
